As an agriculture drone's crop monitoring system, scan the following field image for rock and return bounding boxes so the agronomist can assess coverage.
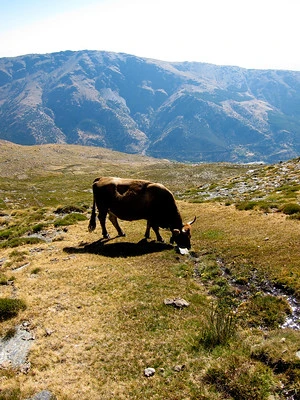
[174,364,185,372]
[0,323,34,369]
[164,298,190,308]
[296,350,300,359]
[144,367,155,377]
[28,390,57,400]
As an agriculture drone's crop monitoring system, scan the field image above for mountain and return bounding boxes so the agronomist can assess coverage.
[0,50,300,163]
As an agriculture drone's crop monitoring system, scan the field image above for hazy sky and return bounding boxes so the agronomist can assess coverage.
[1,0,299,71]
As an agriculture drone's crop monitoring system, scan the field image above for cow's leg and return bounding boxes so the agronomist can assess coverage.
[108,212,125,237]
[98,208,110,239]
[145,221,151,239]
[152,225,164,242]
[145,221,163,242]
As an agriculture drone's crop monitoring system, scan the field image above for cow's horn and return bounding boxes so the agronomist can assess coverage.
[187,216,196,225]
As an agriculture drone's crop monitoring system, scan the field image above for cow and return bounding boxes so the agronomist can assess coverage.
[88,177,196,249]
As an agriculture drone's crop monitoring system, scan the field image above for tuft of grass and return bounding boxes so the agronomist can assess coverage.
[0,387,21,400]
[53,213,87,227]
[0,237,44,249]
[280,202,300,215]
[198,300,237,349]
[54,205,87,214]
[0,298,27,321]
[31,267,42,275]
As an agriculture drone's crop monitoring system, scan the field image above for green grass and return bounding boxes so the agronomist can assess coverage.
[0,298,26,321]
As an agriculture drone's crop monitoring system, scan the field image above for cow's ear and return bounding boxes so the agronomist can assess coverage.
[182,226,190,233]
[172,229,180,236]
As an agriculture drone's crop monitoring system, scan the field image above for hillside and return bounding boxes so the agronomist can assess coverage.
[0,143,300,399]
[1,50,300,163]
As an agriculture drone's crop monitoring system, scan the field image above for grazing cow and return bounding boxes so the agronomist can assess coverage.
[88,177,196,249]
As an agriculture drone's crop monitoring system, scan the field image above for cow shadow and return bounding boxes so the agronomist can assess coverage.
[63,237,173,258]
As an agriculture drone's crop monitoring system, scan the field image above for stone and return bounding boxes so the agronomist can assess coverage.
[29,390,57,400]
[164,298,190,308]
[144,367,155,377]
[174,364,185,372]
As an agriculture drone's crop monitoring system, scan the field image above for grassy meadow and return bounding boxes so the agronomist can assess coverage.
[0,142,300,399]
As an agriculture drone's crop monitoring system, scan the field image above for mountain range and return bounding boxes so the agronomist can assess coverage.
[0,50,300,163]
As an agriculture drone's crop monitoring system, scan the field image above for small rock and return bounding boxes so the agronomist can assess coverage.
[164,298,190,308]
[296,350,300,359]
[144,367,155,377]
[44,328,55,337]
[174,364,185,372]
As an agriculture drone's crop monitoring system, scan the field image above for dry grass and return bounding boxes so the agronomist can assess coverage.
[0,143,300,399]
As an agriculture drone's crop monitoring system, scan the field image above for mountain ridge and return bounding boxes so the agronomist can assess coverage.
[0,50,300,163]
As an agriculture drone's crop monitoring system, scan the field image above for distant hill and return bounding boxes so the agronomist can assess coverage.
[0,50,300,163]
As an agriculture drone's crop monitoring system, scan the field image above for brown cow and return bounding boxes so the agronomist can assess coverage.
[88,177,196,249]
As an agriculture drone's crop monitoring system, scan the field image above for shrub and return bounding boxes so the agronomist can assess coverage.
[31,223,47,233]
[281,203,300,215]
[0,298,26,321]
[236,201,258,211]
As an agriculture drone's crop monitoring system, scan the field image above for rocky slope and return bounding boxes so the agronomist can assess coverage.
[0,50,300,162]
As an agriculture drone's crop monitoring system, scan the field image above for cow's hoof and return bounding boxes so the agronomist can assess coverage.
[119,232,126,237]
[103,234,110,239]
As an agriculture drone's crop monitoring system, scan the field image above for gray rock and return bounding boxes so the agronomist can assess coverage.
[164,298,190,308]
[0,323,34,369]
[29,390,57,400]
[144,367,155,377]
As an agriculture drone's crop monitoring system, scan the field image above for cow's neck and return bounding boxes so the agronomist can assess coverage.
[169,211,183,230]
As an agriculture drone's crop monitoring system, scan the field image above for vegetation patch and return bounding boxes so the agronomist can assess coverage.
[54,205,87,214]
[204,354,275,400]
[0,236,44,249]
[280,202,300,215]
[0,298,26,321]
[197,300,237,349]
[53,213,87,227]
[238,294,291,329]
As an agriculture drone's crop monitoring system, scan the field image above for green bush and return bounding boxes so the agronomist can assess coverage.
[281,203,300,215]
[0,298,27,321]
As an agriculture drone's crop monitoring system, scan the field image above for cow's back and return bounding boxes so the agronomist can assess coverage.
[92,177,180,227]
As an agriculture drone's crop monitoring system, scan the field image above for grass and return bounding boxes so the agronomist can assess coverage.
[0,143,299,399]
[0,298,27,321]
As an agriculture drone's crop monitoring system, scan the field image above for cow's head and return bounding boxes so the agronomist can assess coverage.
[171,216,196,249]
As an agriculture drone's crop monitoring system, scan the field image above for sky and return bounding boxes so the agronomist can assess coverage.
[0,0,300,71]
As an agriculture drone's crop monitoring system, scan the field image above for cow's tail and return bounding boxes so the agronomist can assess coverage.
[88,178,100,232]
